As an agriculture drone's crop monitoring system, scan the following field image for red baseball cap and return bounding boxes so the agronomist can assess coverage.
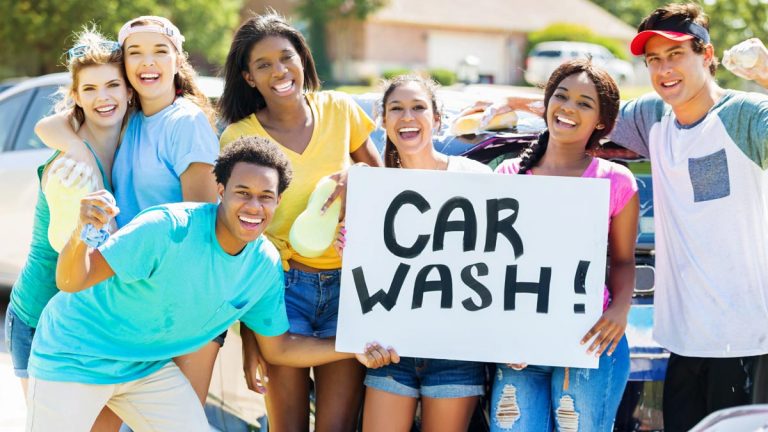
[630,16,710,55]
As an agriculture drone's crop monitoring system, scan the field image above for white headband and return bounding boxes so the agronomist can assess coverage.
[118,16,184,53]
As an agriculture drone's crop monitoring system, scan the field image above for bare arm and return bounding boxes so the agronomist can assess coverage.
[245,327,397,369]
[350,138,383,167]
[241,325,269,394]
[320,138,383,214]
[56,191,118,292]
[35,112,90,157]
[580,193,639,356]
[180,162,218,203]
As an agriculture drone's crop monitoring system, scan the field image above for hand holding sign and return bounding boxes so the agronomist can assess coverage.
[355,343,400,369]
[581,304,629,357]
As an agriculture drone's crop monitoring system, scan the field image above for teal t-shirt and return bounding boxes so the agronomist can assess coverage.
[10,143,111,328]
[28,203,289,384]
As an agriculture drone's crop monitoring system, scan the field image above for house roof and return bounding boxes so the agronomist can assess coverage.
[369,0,637,40]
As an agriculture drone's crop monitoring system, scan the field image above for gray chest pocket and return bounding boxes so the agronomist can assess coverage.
[688,149,730,202]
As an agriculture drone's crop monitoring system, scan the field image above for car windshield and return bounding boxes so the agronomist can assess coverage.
[533,50,562,57]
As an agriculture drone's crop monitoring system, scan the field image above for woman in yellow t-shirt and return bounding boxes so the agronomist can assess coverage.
[218,13,382,431]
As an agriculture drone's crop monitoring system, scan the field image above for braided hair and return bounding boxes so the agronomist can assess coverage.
[518,59,620,174]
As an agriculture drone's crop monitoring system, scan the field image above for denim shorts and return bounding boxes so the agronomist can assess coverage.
[212,330,227,346]
[284,268,341,338]
[4,303,35,379]
[365,357,486,399]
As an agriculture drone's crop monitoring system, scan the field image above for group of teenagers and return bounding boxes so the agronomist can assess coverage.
[4,1,768,431]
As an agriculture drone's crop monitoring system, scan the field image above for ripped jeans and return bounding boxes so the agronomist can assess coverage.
[489,336,629,432]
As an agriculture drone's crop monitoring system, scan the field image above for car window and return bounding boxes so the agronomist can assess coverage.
[15,85,58,152]
[0,90,33,151]
[533,50,562,58]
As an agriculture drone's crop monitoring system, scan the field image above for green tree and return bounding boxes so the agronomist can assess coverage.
[590,0,768,89]
[296,0,385,83]
[0,0,242,78]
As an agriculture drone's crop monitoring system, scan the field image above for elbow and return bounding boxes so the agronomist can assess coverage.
[34,120,45,139]
[55,270,86,293]
[56,278,84,293]
[261,347,290,366]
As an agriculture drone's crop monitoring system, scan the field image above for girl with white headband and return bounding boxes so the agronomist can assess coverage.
[34,15,221,423]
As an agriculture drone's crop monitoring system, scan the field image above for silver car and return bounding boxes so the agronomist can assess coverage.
[0,73,223,289]
[524,41,636,86]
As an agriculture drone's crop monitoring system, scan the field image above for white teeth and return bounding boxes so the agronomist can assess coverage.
[662,80,679,87]
[96,106,116,113]
[399,127,419,133]
[240,216,262,224]
[140,73,159,79]
[273,81,292,92]
[557,116,576,126]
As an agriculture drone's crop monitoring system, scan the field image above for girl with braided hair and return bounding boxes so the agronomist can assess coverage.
[491,59,639,431]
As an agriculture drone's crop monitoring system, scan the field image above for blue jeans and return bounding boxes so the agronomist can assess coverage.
[365,357,486,398]
[490,336,629,431]
[284,268,341,338]
[4,303,35,379]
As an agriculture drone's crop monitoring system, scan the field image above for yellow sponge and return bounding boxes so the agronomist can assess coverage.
[289,177,342,258]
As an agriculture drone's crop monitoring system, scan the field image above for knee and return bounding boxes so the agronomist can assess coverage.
[492,383,521,430]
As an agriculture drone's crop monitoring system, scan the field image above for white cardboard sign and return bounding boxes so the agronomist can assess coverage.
[336,166,610,368]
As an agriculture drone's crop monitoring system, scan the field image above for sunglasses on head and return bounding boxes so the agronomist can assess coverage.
[67,41,121,62]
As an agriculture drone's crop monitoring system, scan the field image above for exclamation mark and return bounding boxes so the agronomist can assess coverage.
[573,260,590,314]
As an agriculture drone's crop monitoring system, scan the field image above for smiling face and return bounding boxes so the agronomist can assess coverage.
[123,30,178,107]
[644,36,713,113]
[74,64,131,129]
[215,162,280,255]
[242,36,304,104]
[546,71,602,149]
[382,81,440,158]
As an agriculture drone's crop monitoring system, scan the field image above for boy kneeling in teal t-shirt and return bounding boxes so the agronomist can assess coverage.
[26,136,397,432]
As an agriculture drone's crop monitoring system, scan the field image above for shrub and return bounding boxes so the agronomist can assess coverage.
[382,68,412,80]
[429,68,457,86]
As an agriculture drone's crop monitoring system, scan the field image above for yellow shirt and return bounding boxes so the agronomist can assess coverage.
[220,91,375,270]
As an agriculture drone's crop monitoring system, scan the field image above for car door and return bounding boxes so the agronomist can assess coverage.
[0,85,58,287]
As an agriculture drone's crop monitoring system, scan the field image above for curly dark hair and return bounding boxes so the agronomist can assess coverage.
[637,2,718,76]
[379,74,443,168]
[518,59,620,174]
[218,12,320,125]
[215,136,293,193]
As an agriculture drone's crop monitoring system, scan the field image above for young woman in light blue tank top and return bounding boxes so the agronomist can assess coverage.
[5,28,132,412]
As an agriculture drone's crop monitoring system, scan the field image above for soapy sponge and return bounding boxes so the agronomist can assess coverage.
[289,177,342,258]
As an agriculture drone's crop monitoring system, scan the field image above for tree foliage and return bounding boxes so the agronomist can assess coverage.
[0,0,241,78]
[590,0,768,89]
[295,0,386,83]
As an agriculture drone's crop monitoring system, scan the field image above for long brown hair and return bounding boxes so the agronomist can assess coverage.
[126,18,217,128]
[380,75,442,168]
[57,27,133,126]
